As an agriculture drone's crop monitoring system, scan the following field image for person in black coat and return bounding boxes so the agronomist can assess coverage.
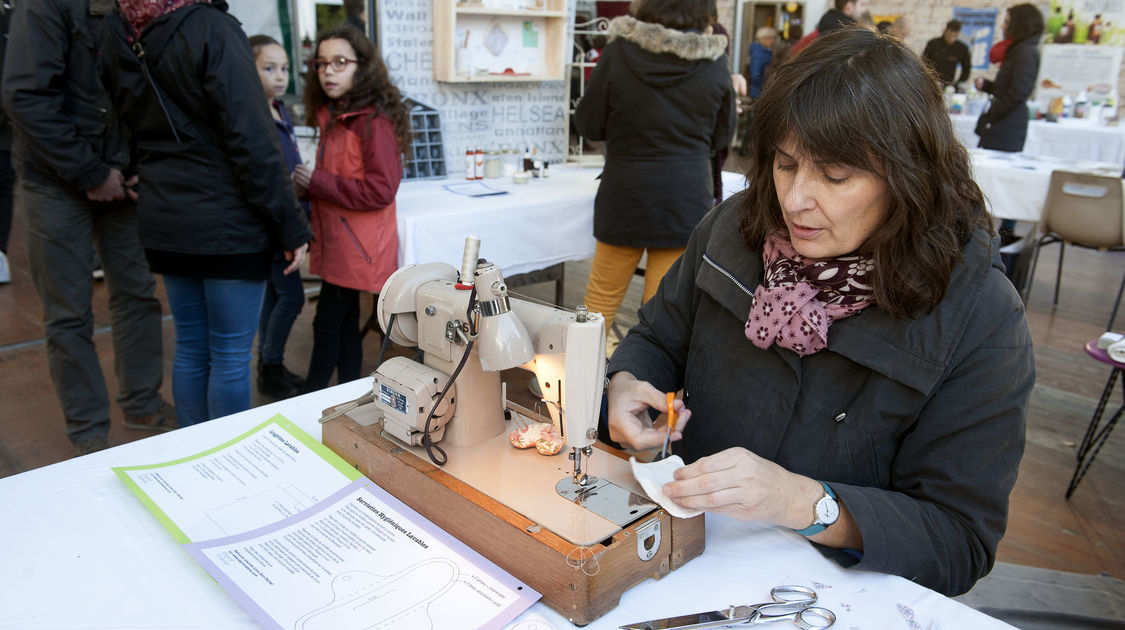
[3,0,175,454]
[974,4,1043,152]
[606,27,1033,596]
[99,0,311,425]
[574,0,735,333]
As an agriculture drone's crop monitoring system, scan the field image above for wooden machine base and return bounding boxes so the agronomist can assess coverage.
[322,412,706,626]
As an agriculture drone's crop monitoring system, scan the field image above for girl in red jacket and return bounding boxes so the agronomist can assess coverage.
[293,28,410,391]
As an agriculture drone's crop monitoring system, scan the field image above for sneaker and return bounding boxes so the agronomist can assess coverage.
[123,401,178,432]
[259,363,300,399]
[74,436,108,456]
[0,250,9,283]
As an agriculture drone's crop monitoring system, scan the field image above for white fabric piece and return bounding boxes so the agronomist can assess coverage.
[630,455,703,519]
[1108,338,1125,364]
[1098,332,1124,349]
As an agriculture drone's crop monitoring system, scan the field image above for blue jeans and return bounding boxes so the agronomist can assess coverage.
[257,260,305,365]
[163,275,266,425]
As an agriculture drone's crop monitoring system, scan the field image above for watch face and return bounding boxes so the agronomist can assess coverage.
[816,496,840,525]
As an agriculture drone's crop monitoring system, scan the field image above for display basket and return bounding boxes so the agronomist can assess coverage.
[402,98,446,180]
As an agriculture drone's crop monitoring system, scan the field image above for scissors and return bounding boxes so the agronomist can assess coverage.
[619,585,835,630]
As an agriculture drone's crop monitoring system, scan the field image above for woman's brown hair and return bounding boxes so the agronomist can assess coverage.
[740,25,992,318]
[303,27,411,154]
[632,0,715,31]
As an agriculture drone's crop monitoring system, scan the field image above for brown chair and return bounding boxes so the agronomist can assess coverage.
[1025,170,1125,330]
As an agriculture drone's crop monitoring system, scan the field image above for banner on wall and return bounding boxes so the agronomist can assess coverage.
[952,7,999,70]
[378,0,571,176]
[1047,0,1125,45]
[1036,43,1123,105]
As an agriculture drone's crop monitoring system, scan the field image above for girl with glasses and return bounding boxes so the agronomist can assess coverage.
[292,28,410,392]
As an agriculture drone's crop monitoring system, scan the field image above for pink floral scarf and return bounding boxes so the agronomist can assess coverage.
[744,231,875,356]
[117,0,211,37]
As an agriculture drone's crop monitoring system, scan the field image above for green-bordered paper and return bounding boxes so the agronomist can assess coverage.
[114,414,361,543]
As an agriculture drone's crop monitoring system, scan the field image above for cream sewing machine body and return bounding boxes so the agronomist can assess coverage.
[320,238,705,625]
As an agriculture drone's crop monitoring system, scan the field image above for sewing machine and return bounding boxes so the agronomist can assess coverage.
[320,238,705,625]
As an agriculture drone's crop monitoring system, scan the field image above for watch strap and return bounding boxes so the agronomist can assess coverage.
[793,481,836,537]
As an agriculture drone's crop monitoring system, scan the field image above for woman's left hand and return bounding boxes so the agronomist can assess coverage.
[293,164,313,189]
[664,446,823,528]
[283,242,308,275]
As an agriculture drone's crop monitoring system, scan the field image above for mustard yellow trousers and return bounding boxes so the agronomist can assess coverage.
[582,241,685,333]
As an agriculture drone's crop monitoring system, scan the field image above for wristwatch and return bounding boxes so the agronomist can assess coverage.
[793,481,838,537]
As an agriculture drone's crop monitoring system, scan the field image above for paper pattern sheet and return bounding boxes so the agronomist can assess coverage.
[113,415,361,543]
[186,479,539,630]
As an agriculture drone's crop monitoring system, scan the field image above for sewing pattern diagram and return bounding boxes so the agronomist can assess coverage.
[295,559,459,630]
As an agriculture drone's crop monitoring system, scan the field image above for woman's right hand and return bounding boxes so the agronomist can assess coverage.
[292,164,313,190]
[607,371,691,451]
[283,242,308,275]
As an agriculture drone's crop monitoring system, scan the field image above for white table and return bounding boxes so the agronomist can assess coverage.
[952,115,1125,163]
[970,148,1124,222]
[0,378,1015,630]
[395,164,600,276]
[395,164,750,277]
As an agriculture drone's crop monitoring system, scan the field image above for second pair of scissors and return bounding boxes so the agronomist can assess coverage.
[619,584,835,629]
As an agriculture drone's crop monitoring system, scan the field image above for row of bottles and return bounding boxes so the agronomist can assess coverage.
[463,146,549,181]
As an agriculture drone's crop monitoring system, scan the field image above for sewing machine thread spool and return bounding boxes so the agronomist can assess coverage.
[459,236,481,287]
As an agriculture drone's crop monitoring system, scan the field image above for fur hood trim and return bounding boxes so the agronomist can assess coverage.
[607,16,727,61]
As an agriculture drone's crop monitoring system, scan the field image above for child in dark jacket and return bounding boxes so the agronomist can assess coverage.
[250,34,309,399]
[293,27,410,391]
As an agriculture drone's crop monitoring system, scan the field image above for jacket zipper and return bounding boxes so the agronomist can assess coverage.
[702,253,753,296]
[340,217,373,264]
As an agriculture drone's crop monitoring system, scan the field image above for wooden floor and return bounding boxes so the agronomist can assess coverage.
[1,184,1123,584]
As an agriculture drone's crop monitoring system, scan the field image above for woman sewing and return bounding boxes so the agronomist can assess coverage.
[605,26,1035,597]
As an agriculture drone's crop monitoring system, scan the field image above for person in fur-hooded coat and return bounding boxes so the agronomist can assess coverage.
[574,0,735,332]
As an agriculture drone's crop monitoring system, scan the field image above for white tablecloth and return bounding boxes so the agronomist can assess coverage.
[970,148,1124,222]
[0,378,1014,630]
[952,114,1125,163]
[395,164,749,277]
[395,164,600,276]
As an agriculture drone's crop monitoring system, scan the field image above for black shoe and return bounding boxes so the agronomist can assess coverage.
[74,436,108,457]
[279,364,307,391]
[259,363,299,399]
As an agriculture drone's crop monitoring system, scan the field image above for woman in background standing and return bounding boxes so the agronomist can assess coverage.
[574,0,735,335]
[975,4,1043,153]
[99,0,310,424]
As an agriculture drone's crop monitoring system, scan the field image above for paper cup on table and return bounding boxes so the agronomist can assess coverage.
[630,455,702,519]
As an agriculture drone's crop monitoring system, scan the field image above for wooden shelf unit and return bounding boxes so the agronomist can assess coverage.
[433,0,568,82]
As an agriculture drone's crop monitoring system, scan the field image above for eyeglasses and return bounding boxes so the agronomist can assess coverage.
[313,56,358,73]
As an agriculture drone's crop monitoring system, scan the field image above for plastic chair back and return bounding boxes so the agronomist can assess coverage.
[1040,171,1124,249]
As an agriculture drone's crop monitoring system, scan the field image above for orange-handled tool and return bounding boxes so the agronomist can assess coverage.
[660,392,677,460]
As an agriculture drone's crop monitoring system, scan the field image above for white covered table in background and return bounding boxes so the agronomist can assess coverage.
[0,378,1015,630]
[395,163,600,276]
[970,148,1124,222]
[952,115,1125,163]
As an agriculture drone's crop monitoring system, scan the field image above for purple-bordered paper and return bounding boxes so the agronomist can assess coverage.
[185,479,540,630]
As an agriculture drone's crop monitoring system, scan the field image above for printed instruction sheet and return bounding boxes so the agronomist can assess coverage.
[113,414,361,543]
[185,479,539,630]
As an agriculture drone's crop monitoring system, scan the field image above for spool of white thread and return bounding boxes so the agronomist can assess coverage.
[460,235,481,285]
